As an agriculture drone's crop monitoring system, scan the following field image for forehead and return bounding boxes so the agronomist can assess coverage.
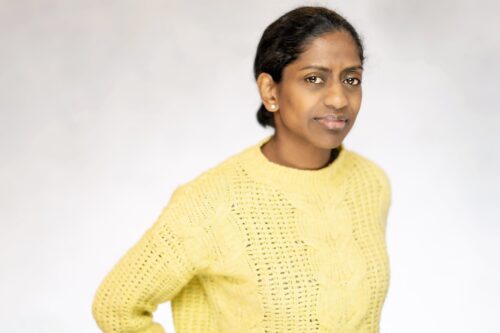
[291,30,361,68]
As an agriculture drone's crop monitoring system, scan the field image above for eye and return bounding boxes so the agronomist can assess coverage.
[305,75,325,85]
[344,77,361,86]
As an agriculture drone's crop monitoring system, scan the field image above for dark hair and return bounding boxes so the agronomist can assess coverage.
[253,6,365,129]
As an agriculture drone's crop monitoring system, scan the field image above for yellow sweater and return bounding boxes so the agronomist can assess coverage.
[92,135,392,333]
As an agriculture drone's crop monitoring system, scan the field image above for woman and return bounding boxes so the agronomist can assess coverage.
[93,6,392,333]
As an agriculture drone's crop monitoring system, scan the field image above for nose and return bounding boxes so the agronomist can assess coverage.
[323,81,348,110]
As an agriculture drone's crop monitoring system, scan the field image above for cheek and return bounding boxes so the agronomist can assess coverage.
[282,85,319,113]
[278,86,300,119]
[349,90,362,111]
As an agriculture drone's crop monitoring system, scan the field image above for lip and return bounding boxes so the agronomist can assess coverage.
[314,116,348,130]
[314,115,348,121]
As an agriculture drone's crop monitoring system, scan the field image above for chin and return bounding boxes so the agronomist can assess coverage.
[312,136,344,150]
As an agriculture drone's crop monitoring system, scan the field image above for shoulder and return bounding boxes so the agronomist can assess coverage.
[342,148,391,197]
[169,148,245,208]
[174,140,255,195]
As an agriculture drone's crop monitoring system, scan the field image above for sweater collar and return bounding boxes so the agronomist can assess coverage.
[240,135,350,192]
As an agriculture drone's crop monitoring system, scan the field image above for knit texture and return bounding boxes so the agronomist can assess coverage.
[92,135,392,333]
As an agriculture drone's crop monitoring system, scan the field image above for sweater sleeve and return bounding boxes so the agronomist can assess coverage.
[92,184,215,333]
[378,169,392,236]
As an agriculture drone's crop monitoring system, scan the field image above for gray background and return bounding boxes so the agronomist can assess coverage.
[1,0,499,332]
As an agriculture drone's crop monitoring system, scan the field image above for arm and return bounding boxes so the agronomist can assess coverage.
[92,184,214,333]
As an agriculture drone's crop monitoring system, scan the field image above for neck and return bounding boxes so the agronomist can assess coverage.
[239,135,349,196]
[261,134,337,171]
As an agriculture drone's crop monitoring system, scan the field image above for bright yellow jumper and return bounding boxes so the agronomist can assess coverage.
[93,135,392,333]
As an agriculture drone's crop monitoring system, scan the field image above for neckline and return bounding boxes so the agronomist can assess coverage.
[241,135,350,192]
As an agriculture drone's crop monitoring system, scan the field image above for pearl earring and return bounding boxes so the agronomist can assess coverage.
[270,104,278,110]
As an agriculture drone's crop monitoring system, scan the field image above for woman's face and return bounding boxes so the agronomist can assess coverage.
[274,30,363,150]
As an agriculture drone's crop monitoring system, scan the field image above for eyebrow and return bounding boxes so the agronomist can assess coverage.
[299,65,364,73]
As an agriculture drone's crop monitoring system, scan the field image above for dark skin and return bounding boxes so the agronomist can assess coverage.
[257,30,363,170]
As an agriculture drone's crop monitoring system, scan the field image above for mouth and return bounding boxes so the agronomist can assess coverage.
[313,116,348,130]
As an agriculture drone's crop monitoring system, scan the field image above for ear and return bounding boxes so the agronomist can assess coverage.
[256,72,280,112]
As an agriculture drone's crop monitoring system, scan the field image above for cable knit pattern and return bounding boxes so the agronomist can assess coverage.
[92,135,392,333]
